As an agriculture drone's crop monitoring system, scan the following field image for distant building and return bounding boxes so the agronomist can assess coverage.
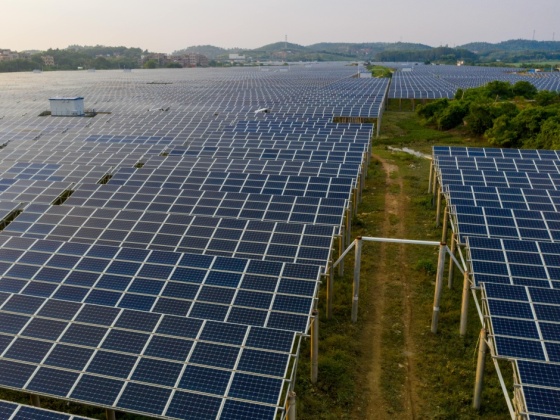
[229,54,246,63]
[171,53,209,68]
[42,55,55,66]
[0,49,20,62]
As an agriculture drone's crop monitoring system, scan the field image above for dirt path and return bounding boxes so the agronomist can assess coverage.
[361,154,419,419]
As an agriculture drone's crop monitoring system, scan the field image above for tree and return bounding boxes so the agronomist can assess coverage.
[485,115,520,147]
[166,62,182,68]
[535,90,560,106]
[437,101,469,130]
[416,99,449,123]
[528,117,560,149]
[512,81,538,99]
[485,81,514,99]
[143,59,157,69]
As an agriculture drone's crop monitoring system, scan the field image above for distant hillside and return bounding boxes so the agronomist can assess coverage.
[460,39,560,53]
[375,46,477,63]
[308,42,431,59]
[172,45,232,59]
[174,41,435,62]
[251,42,308,53]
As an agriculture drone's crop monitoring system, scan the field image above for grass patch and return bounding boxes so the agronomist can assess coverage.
[295,111,510,419]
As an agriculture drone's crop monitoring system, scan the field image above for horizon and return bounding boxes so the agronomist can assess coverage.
[8,38,560,55]
[3,0,558,54]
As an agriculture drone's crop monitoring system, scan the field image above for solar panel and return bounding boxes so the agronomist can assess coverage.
[434,145,560,419]
[0,63,378,418]
[0,400,92,419]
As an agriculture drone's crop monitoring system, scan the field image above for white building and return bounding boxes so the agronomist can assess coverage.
[49,97,85,116]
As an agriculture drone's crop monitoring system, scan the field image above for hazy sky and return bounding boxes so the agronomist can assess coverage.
[3,0,559,52]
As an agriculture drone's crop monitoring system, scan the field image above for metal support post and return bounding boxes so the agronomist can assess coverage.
[352,238,363,323]
[106,409,116,420]
[460,271,470,336]
[431,243,447,333]
[441,207,449,244]
[310,310,319,384]
[287,392,297,420]
[435,187,442,227]
[428,160,433,193]
[432,172,437,203]
[338,235,344,276]
[346,209,352,245]
[448,233,456,289]
[473,328,488,410]
[30,394,40,408]
[327,266,334,319]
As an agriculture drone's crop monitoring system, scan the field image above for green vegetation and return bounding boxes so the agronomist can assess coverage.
[416,82,560,148]
[0,45,142,73]
[376,46,477,64]
[368,65,393,78]
[295,111,508,419]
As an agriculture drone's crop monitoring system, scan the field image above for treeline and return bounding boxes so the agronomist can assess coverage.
[375,47,477,64]
[44,46,143,70]
[0,46,143,72]
[416,81,560,149]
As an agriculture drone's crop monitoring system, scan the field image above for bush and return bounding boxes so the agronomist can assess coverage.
[437,101,469,130]
[416,99,449,123]
[512,81,538,99]
[535,90,560,106]
[525,117,560,149]
[485,114,520,147]
[485,80,514,100]
[465,101,518,136]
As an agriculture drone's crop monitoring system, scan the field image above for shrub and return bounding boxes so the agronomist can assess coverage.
[437,101,469,130]
[512,81,538,99]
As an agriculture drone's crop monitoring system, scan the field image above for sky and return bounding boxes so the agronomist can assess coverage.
[3,0,559,52]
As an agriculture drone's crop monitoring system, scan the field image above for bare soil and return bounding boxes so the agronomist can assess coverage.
[360,154,420,419]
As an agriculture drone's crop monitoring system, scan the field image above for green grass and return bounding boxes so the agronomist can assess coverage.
[294,112,510,419]
[367,65,393,78]
[0,111,508,419]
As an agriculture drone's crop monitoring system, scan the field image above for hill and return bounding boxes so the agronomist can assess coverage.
[460,39,560,53]
[172,45,232,59]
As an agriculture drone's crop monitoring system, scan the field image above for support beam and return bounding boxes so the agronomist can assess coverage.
[310,310,319,384]
[326,266,334,319]
[432,172,438,203]
[431,243,447,333]
[441,207,449,244]
[106,409,116,420]
[338,235,344,276]
[352,238,362,323]
[428,161,433,193]
[29,394,40,408]
[346,209,352,246]
[435,188,443,227]
[473,328,488,409]
[448,233,456,289]
[460,271,470,336]
[287,392,297,420]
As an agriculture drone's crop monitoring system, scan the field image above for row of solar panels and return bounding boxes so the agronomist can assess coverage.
[0,64,377,418]
[433,146,560,419]
[390,65,560,99]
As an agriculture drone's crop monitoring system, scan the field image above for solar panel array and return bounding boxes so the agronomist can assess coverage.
[0,400,91,420]
[433,146,560,419]
[389,65,560,99]
[0,64,379,418]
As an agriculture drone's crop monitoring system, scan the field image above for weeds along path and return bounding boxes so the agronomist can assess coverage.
[361,153,419,419]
